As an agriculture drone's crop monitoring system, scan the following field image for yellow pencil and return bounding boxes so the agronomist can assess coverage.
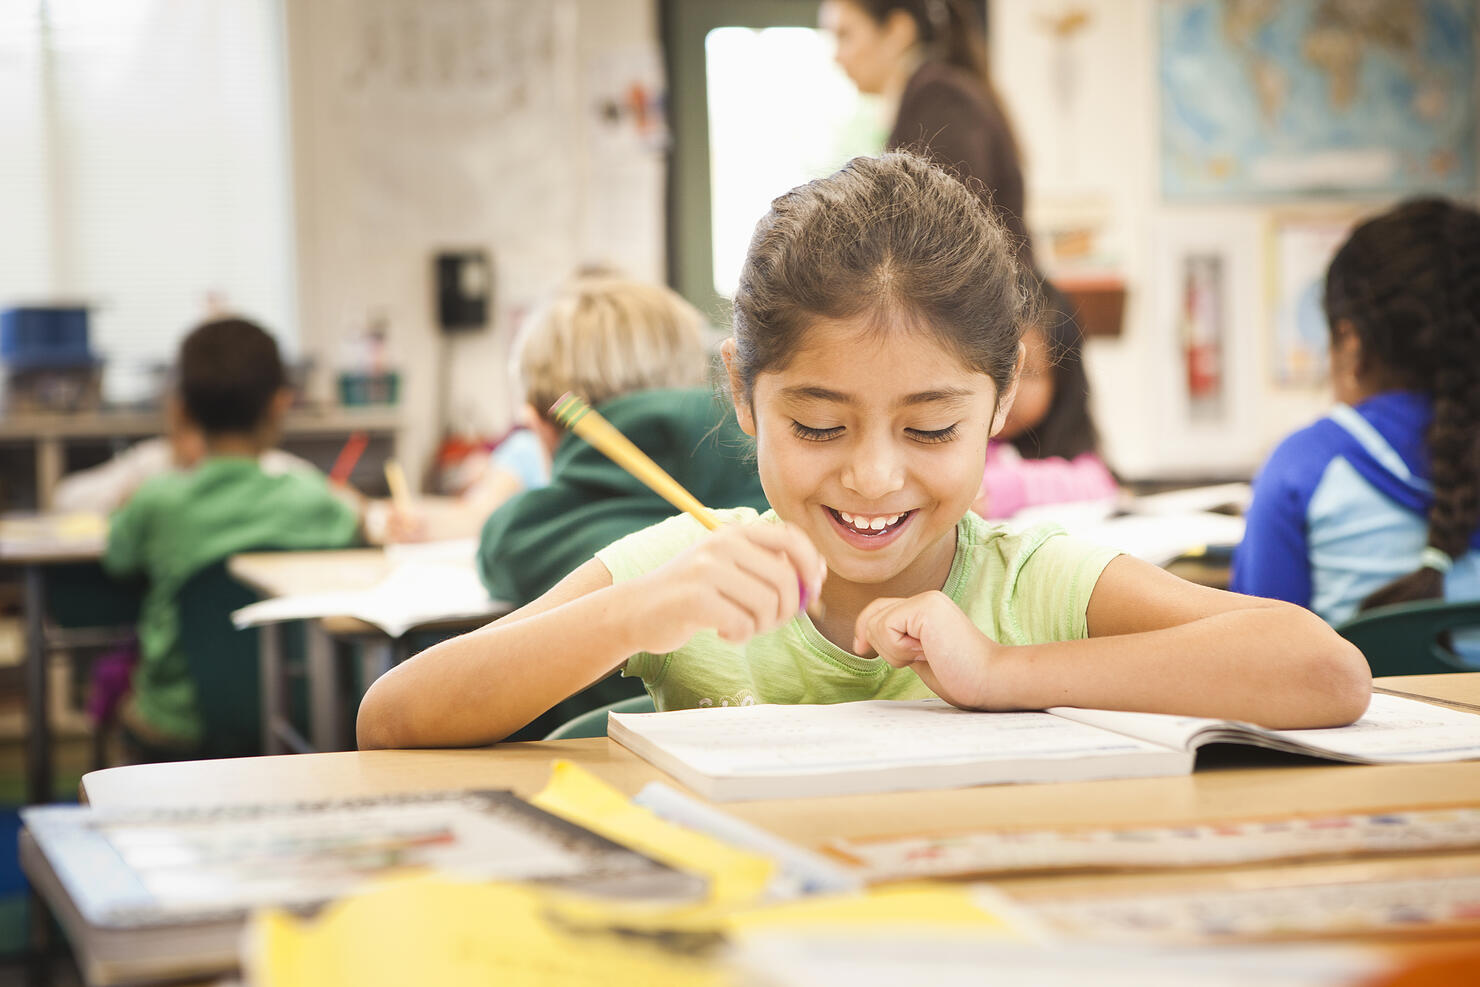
[550,393,720,530]
[550,392,815,613]
[383,459,414,513]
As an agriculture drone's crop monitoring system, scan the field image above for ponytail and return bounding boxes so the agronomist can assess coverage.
[1329,199,1480,611]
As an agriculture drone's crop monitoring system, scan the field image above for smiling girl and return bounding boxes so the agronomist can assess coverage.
[356,153,1369,750]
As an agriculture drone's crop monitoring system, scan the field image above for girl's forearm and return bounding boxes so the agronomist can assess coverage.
[357,580,650,749]
[989,604,1371,728]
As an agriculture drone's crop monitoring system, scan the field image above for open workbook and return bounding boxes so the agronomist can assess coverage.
[608,693,1480,802]
[21,790,701,986]
[230,554,507,637]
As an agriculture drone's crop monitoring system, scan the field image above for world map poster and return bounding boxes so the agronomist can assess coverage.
[1159,0,1476,200]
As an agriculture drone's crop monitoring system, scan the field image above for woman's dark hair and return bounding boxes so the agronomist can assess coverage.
[730,150,1031,408]
[1323,197,1480,611]
[1008,278,1101,461]
[178,317,285,435]
[849,1,1024,221]
[849,0,989,83]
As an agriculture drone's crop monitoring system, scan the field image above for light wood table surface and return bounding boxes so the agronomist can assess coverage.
[79,674,1480,960]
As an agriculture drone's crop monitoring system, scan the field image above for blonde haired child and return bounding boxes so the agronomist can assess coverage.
[514,274,713,445]
[358,153,1369,750]
[382,275,719,542]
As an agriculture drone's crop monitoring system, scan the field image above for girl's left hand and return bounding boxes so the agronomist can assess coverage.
[852,591,1000,710]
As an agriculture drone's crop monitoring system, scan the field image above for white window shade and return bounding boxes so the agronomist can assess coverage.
[0,0,296,406]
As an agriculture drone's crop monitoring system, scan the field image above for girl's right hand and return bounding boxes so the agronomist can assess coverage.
[626,521,826,654]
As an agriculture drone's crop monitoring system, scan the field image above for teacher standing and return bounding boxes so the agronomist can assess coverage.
[820,0,1032,263]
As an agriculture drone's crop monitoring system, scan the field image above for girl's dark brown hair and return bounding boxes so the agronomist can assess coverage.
[1009,278,1101,462]
[1323,197,1480,611]
[730,150,1030,406]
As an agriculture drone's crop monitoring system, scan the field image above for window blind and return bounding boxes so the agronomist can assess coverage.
[0,0,296,406]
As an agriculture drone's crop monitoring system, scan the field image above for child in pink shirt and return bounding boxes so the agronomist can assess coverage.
[973,281,1117,519]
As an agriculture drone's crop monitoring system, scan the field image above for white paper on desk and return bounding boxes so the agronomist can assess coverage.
[1125,483,1252,517]
[1016,510,1245,566]
[383,538,479,565]
[231,562,507,637]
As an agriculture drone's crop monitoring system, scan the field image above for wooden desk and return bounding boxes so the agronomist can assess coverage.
[0,514,109,805]
[80,674,1480,959]
[227,547,505,754]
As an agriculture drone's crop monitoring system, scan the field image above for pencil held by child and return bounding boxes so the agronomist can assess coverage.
[550,393,720,531]
[356,152,1367,753]
[551,392,816,613]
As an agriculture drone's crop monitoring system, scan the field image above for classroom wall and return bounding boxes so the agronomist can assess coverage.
[284,0,665,487]
[991,0,1480,481]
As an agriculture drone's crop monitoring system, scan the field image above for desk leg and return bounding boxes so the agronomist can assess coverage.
[307,624,340,753]
[23,564,52,805]
[259,623,285,755]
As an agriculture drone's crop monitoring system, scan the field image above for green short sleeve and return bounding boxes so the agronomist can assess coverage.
[1002,529,1121,643]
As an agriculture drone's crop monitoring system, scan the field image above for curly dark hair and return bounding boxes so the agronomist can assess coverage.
[1322,197,1480,611]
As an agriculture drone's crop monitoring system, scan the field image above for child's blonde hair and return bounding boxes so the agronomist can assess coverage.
[515,276,712,417]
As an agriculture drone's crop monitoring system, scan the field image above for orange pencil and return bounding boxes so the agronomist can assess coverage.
[328,431,368,486]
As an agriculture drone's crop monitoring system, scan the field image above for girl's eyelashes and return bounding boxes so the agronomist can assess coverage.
[790,421,844,441]
[788,421,962,443]
[906,424,960,443]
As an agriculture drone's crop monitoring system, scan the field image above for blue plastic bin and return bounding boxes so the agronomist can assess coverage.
[0,307,94,368]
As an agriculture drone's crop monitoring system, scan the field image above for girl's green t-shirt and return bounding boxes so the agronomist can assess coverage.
[595,508,1120,711]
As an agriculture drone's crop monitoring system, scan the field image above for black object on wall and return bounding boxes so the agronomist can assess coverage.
[435,250,492,332]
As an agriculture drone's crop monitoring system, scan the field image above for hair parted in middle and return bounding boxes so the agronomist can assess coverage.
[729,149,1033,406]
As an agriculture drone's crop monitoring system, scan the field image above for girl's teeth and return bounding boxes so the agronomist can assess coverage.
[835,510,907,532]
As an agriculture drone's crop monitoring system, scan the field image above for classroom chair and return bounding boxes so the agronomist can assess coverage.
[41,563,142,772]
[1335,598,1480,676]
[543,694,656,741]
[107,557,312,762]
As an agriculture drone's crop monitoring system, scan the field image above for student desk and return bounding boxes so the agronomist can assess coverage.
[227,547,505,754]
[78,674,1480,966]
[0,515,110,805]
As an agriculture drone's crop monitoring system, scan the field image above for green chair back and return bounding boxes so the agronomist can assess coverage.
[1334,598,1480,677]
[43,562,141,629]
[175,557,307,759]
[543,694,656,740]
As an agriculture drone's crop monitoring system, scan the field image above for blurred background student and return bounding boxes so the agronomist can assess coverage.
[478,274,768,605]
[1231,197,1480,660]
[820,0,1031,262]
[473,275,769,740]
[51,383,323,516]
[102,318,362,760]
[973,279,1117,519]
